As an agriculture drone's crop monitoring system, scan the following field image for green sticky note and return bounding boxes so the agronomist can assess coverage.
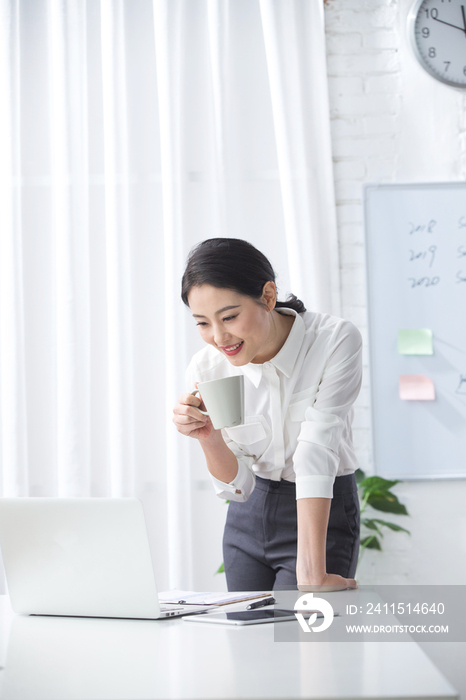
[398,329,433,355]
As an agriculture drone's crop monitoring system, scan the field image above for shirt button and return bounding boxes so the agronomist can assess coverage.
[264,362,272,369]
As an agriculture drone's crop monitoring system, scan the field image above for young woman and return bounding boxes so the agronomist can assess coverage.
[173,238,361,592]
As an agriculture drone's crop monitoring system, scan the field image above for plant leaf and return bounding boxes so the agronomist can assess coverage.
[369,497,409,515]
[355,468,366,484]
[360,476,401,492]
[368,518,411,534]
[361,518,383,532]
[215,563,225,574]
[360,535,382,550]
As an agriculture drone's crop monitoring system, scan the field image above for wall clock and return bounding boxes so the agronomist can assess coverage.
[408,0,466,88]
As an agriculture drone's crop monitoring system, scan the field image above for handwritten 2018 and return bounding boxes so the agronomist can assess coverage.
[408,220,437,235]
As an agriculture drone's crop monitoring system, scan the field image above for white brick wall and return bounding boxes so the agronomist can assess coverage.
[324,0,466,584]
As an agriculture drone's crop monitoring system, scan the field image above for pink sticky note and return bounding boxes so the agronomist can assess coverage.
[399,375,435,401]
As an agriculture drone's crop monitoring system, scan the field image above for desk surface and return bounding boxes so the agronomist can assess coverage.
[0,593,458,700]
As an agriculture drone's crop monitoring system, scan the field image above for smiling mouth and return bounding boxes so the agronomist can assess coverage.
[220,341,244,356]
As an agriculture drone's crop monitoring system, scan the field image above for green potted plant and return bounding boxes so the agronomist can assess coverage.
[355,468,410,560]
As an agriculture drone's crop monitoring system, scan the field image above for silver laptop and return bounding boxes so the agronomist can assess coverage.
[0,497,209,619]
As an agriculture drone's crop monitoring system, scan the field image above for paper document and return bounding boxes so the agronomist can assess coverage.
[158,590,271,606]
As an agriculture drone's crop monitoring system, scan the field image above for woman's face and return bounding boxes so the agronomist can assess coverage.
[188,284,277,366]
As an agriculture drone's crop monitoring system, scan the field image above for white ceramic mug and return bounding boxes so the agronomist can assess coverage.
[191,375,244,430]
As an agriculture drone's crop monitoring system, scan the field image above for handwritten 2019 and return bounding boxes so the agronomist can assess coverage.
[408,245,437,267]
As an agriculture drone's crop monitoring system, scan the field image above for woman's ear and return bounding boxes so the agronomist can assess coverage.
[261,281,277,311]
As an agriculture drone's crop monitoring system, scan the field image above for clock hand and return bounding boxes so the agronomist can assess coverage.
[432,15,466,32]
[462,5,466,36]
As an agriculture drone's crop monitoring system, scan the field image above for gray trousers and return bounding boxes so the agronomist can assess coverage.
[223,473,360,591]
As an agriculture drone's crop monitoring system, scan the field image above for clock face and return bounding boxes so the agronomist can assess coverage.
[409,0,466,87]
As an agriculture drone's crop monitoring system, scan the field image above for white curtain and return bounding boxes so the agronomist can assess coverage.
[0,0,339,593]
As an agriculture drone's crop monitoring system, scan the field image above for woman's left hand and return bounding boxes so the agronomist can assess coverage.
[297,572,358,592]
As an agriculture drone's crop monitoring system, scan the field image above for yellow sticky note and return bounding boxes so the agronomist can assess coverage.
[398,329,433,355]
[399,375,435,401]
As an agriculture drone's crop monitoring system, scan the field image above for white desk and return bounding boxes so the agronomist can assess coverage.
[0,594,458,700]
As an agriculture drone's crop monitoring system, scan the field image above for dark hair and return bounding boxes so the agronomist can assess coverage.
[181,238,306,314]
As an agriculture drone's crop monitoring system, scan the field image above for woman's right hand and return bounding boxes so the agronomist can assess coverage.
[172,392,215,441]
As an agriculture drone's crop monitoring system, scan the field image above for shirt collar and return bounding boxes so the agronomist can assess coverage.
[240,308,305,388]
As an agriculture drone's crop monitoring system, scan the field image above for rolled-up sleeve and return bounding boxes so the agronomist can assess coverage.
[293,321,363,500]
[209,426,257,502]
[209,448,256,502]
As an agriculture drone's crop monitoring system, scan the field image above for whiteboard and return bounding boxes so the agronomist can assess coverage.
[364,182,466,480]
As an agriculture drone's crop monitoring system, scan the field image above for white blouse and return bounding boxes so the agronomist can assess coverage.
[185,308,363,502]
